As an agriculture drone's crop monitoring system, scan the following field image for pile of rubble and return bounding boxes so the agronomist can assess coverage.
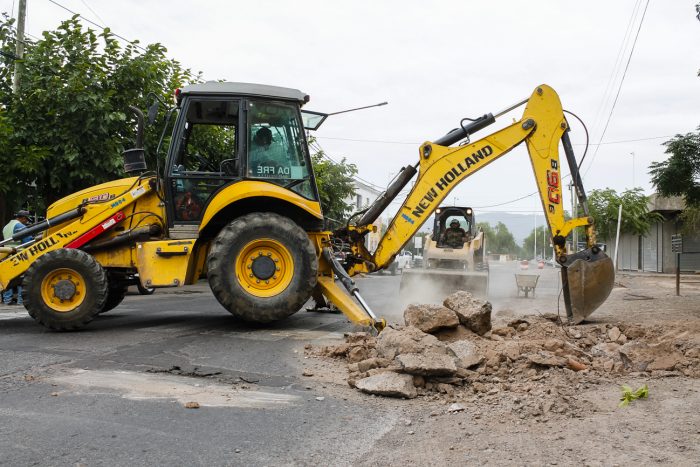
[309,291,699,417]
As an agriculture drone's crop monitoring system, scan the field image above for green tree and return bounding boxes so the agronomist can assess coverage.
[0,16,195,220]
[477,221,519,255]
[649,128,700,207]
[494,221,520,256]
[308,138,357,226]
[476,222,494,249]
[649,129,700,234]
[587,188,662,241]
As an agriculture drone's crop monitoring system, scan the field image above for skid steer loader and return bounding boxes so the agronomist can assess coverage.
[399,206,488,303]
[0,83,613,332]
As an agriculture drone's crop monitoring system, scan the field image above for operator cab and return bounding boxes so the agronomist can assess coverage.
[432,206,475,249]
[164,82,318,225]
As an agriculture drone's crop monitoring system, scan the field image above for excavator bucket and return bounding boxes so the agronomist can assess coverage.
[398,268,488,306]
[561,248,615,324]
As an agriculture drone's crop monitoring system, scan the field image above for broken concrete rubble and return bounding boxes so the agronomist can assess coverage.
[308,290,700,413]
[396,353,457,376]
[447,340,483,369]
[443,291,492,335]
[355,372,417,399]
[527,351,568,368]
[403,304,459,333]
[376,325,447,360]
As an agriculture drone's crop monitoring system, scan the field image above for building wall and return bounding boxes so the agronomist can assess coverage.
[606,216,700,273]
[345,180,383,252]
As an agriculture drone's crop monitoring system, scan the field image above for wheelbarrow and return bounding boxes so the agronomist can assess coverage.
[515,274,539,298]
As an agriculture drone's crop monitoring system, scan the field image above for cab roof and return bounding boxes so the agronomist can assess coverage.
[180,82,309,105]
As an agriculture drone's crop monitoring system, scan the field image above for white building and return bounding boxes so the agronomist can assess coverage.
[346,180,383,251]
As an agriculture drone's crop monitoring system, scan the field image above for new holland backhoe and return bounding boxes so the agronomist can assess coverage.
[0,83,613,332]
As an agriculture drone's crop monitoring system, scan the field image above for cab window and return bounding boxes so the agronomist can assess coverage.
[169,98,240,222]
[247,101,314,199]
[171,99,240,176]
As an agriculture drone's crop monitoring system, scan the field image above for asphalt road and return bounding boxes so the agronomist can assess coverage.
[0,261,559,466]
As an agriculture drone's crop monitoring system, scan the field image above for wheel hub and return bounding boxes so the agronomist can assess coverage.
[251,256,276,280]
[236,239,295,298]
[40,267,86,313]
[53,279,77,300]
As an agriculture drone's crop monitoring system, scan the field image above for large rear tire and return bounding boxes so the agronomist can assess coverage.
[22,249,108,330]
[207,213,318,323]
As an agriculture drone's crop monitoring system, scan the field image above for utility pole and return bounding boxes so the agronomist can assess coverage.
[12,0,27,93]
[533,214,537,260]
[570,181,578,251]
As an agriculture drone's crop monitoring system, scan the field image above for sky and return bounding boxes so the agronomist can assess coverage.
[3,0,700,221]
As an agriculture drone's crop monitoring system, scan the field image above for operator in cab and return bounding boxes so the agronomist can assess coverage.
[249,126,287,178]
[441,219,468,248]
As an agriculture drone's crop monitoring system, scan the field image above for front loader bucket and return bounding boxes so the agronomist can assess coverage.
[561,248,615,324]
[398,268,488,306]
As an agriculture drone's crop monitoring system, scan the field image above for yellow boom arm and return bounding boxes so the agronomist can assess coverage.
[331,84,614,326]
[372,85,589,269]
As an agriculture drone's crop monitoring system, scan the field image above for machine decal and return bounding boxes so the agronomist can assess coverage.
[547,159,560,213]
[82,192,113,204]
[131,186,146,199]
[411,144,494,218]
[56,230,78,239]
[110,197,127,208]
[11,237,60,265]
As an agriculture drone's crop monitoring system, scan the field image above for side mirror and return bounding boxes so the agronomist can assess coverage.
[123,106,147,174]
[147,101,159,125]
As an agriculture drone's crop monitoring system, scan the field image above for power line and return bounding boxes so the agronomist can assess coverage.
[582,0,651,180]
[46,0,148,53]
[78,0,107,27]
[589,0,642,138]
[309,138,389,191]
[316,133,671,147]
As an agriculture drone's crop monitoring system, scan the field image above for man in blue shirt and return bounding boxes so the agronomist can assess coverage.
[2,210,33,304]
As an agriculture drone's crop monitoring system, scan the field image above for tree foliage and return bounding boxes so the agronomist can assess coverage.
[308,137,357,226]
[649,128,700,208]
[0,16,195,219]
[587,188,662,240]
[477,221,520,256]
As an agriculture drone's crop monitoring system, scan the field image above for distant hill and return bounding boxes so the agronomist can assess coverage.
[476,212,546,244]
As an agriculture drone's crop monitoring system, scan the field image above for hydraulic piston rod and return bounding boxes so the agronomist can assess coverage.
[0,206,86,246]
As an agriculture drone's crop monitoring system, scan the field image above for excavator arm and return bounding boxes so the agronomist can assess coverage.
[375,85,584,267]
[322,85,614,331]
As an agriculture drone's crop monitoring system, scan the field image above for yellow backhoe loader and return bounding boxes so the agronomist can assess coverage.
[398,205,488,304]
[0,83,613,332]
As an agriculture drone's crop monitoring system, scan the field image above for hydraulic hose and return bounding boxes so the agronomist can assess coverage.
[357,165,417,227]
[82,224,161,252]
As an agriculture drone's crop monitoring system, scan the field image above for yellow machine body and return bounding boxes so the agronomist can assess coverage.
[0,83,612,332]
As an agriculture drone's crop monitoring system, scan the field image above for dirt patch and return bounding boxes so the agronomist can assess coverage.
[50,369,300,408]
[308,291,700,419]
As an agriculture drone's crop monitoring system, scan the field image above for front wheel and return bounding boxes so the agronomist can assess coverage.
[207,213,318,323]
[22,249,108,330]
